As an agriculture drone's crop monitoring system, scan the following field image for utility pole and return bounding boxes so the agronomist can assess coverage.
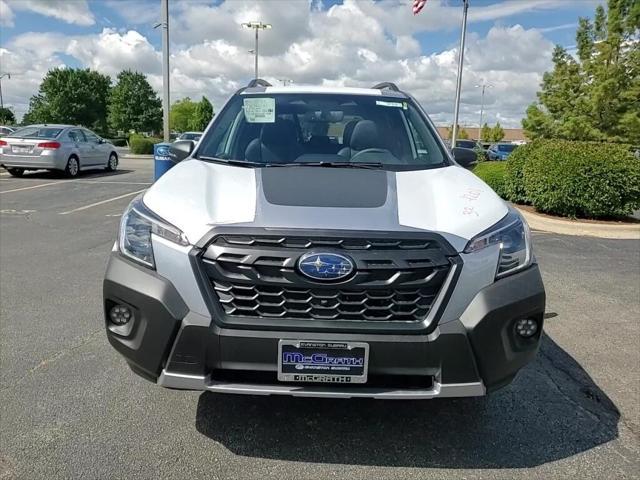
[451,0,469,147]
[0,73,10,110]
[241,21,272,79]
[154,0,170,142]
[475,82,493,143]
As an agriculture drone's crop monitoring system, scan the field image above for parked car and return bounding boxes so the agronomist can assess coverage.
[104,80,545,400]
[0,124,118,177]
[454,139,479,150]
[0,126,15,136]
[487,143,518,161]
[177,131,203,142]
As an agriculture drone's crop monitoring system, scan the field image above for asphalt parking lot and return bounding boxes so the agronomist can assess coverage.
[0,157,638,479]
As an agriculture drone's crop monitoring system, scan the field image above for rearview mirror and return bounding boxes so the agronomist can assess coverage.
[452,147,477,169]
[169,140,195,163]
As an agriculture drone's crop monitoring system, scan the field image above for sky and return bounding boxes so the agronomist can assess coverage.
[0,0,604,127]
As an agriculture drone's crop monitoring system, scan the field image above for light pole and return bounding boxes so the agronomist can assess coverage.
[154,0,170,142]
[0,73,10,110]
[451,0,469,147]
[241,21,272,79]
[475,82,493,143]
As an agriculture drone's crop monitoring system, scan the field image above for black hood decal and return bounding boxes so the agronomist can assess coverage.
[260,167,388,208]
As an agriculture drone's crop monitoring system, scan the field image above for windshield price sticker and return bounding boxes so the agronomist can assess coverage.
[243,97,276,123]
[376,100,404,108]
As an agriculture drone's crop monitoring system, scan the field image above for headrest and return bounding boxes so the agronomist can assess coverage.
[261,119,297,146]
[341,120,358,146]
[349,120,381,151]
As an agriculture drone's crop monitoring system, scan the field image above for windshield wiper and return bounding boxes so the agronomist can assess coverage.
[266,161,385,170]
[197,155,266,168]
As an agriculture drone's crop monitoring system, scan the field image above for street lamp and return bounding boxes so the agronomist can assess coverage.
[0,73,11,110]
[241,21,272,79]
[475,82,493,143]
[153,0,170,142]
[451,0,469,147]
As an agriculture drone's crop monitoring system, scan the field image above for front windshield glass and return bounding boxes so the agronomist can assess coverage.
[196,93,449,170]
[8,126,63,139]
[498,144,516,152]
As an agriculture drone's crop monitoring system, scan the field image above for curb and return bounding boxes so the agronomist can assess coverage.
[515,206,640,240]
[122,154,153,160]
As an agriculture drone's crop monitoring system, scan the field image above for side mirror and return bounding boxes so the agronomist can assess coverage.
[452,147,477,169]
[169,140,195,163]
[97,138,105,144]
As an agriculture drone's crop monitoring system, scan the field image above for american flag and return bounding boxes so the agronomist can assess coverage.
[412,0,427,15]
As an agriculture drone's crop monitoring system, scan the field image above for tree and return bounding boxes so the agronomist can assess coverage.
[0,107,15,124]
[523,0,640,143]
[446,124,469,140]
[169,97,198,132]
[480,123,492,142]
[188,96,214,131]
[108,70,162,134]
[490,122,505,142]
[23,68,111,133]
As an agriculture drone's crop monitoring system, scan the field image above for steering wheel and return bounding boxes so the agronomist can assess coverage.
[350,148,391,162]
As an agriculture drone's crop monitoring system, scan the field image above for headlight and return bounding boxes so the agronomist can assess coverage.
[464,207,532,279]
[118,195,189,268]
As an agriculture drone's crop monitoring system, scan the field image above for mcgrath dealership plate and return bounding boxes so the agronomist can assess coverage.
[277,340,369,384]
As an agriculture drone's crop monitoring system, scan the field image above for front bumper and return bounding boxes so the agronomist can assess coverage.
[104,253,545,398]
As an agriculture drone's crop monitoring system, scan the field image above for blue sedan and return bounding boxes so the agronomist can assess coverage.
[487,143,517,161]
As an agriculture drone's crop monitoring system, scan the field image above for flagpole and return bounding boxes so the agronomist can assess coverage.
[451,0,469,147]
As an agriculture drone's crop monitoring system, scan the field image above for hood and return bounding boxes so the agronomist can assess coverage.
[143,159,508,252]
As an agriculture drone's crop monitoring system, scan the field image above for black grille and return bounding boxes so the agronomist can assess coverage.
[198,232,456,329]
[213,282,439,321]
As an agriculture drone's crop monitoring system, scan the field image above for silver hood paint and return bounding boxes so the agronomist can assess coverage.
[143,159,508,252]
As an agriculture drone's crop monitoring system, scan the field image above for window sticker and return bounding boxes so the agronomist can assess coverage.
[243,97,276,123]
[376,100,404,108]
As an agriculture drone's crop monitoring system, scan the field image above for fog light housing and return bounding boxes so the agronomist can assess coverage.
[515,318,538,338]
[109,304,133,325]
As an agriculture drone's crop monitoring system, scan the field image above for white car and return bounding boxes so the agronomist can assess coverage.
[104,80,545,399]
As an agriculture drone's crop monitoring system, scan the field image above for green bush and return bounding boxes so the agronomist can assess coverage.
[105,137,128,147]
[522,140,640,218]
[504,142,535,204]
[129,135,162,154]
[473,161,508,198]
[474,146,488,162]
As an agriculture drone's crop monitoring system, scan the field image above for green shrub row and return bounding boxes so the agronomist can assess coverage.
[472,161,507,198]
[473,140,640,219]
[129,134,162,154]
[105,137,128,147]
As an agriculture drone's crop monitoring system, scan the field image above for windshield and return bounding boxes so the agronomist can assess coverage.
[456,140,476,149]
[497,144,516,152]
[196,93,449,170]
[180,133,202,141]
[8,126,63,139]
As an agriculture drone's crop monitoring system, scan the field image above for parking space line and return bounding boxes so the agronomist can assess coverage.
[0,181,70,194]
[59,189,147,215]
[74,180,152,185]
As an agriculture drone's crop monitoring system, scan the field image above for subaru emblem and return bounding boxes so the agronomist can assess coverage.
[297,252,355,281]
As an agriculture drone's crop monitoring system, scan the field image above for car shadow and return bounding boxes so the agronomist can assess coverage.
[6,169,134,180]
[194,335,619,469]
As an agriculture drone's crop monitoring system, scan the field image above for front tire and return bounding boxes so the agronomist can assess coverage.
[105,152,118,172]
[65,156,80,178]
[7,168,25,177]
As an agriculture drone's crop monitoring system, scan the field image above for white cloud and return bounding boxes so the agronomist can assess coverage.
[0,0,14,27]
[1,1,556,128]
[8,0,95,26]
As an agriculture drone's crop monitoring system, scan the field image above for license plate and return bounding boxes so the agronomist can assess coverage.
[277,340,369,384]
[12,146,30,153]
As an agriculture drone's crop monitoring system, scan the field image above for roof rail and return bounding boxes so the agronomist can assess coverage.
[247,78,272,88]
[371,82,400,92]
